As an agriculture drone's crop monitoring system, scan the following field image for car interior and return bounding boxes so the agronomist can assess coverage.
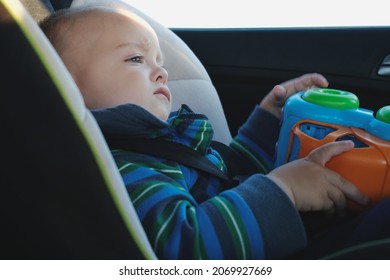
[2,0,390,259]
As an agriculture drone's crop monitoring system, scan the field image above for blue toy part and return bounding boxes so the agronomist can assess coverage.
[275,89,390,167]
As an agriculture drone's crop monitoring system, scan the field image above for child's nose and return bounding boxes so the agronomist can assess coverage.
[154,66,168,84]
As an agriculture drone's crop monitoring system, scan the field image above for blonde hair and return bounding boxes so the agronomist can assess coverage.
[39,4,148,55]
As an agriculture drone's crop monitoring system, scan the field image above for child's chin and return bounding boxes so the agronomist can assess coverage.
[155,109,170,121]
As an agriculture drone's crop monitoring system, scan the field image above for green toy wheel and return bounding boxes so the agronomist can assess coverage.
[376,106,390,124]
[302,88,359,110]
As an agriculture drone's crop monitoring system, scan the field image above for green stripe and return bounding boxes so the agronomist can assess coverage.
[194,121,208,151]
[231,139,270,173]
[130,182,166,207]
[118,158,185,181]
[188,207,208,259]
[152,202,181,253]
[212,197,250,259]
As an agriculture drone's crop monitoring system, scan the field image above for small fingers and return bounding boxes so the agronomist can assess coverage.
[326,168,369,206]
[284,73,329,95]
[307,140,354,166]
[327,184,347,210]
[307,141,369,206]
[272,85,287,102]
[301,73,329,88]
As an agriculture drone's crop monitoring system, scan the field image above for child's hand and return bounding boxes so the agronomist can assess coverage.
[260,73,329,119]
[266,141,368,213]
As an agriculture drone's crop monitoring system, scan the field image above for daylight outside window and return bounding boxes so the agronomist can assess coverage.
[125,0,390,28]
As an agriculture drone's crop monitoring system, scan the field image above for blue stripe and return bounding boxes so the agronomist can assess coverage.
[197,206,223,259]
[135,187,196,220]
[163,202,190,259]
[221,191,265,259]
[122,166,160,183]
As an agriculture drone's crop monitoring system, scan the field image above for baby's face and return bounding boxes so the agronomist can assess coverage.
[62,8,172,120]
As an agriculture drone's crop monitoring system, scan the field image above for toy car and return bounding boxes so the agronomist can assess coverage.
[275,88,390,207]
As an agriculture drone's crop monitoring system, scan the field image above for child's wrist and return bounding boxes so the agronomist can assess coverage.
[266,174,296,207]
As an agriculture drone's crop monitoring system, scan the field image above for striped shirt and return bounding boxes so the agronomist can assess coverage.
[92,104,306,259]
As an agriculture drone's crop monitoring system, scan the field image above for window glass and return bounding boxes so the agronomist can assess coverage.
[125,0,390,28]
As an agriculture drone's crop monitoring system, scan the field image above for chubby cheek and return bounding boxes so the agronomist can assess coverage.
[82,75,141,109]
[75,70,112,109]
[107,73,149,105]
[80,83,114,109]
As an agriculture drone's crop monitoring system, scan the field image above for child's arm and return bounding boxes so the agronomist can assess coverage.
[116,154,306,260]
[230,73,329,174]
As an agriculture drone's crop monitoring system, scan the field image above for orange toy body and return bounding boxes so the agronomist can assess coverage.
[275,89,390,208]
[289,120,390,205]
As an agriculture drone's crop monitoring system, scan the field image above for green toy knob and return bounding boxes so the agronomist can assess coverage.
[302,88,359,110]
[376,106,390,124]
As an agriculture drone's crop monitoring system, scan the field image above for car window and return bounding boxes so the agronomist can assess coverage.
[125,0,390,28]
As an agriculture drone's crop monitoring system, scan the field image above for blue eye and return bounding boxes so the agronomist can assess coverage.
[127,56,144,63]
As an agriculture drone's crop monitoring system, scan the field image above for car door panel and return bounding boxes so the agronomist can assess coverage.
[173,27,390,134]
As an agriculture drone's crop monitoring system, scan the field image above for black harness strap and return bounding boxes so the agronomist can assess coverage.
[107,138,235,186]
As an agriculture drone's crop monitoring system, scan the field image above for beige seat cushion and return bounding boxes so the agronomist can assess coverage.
[71,0,233,144]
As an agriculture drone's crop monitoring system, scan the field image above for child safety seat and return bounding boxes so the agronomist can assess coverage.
[0,0,156,259]
[3,0,390,260]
